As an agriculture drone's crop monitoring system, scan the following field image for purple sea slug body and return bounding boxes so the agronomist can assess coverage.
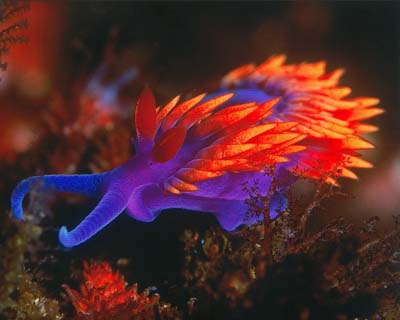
[11,55,381,247]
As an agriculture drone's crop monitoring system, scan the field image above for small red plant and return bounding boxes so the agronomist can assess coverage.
[64,261,162,320]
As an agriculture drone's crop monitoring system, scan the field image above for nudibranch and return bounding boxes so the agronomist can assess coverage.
[11,55,382,247]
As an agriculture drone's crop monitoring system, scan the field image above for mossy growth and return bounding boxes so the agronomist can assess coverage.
[0,212,62,320]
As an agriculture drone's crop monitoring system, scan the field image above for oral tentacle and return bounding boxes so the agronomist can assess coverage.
[58,187,131,247]
[11,173,106,220]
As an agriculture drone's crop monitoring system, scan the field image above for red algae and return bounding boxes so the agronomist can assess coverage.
[64,261,180,320]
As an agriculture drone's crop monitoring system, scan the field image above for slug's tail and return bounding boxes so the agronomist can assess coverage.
[11,174,106,220]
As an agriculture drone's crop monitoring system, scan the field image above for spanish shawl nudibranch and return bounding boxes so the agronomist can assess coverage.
[11,55,383,247]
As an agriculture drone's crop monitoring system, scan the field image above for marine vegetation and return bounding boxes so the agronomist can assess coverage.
[63,261,180,320]
[181,179,400,319]
[0,0,29,72]
[11,56,382,248]
[0,209,62,320]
